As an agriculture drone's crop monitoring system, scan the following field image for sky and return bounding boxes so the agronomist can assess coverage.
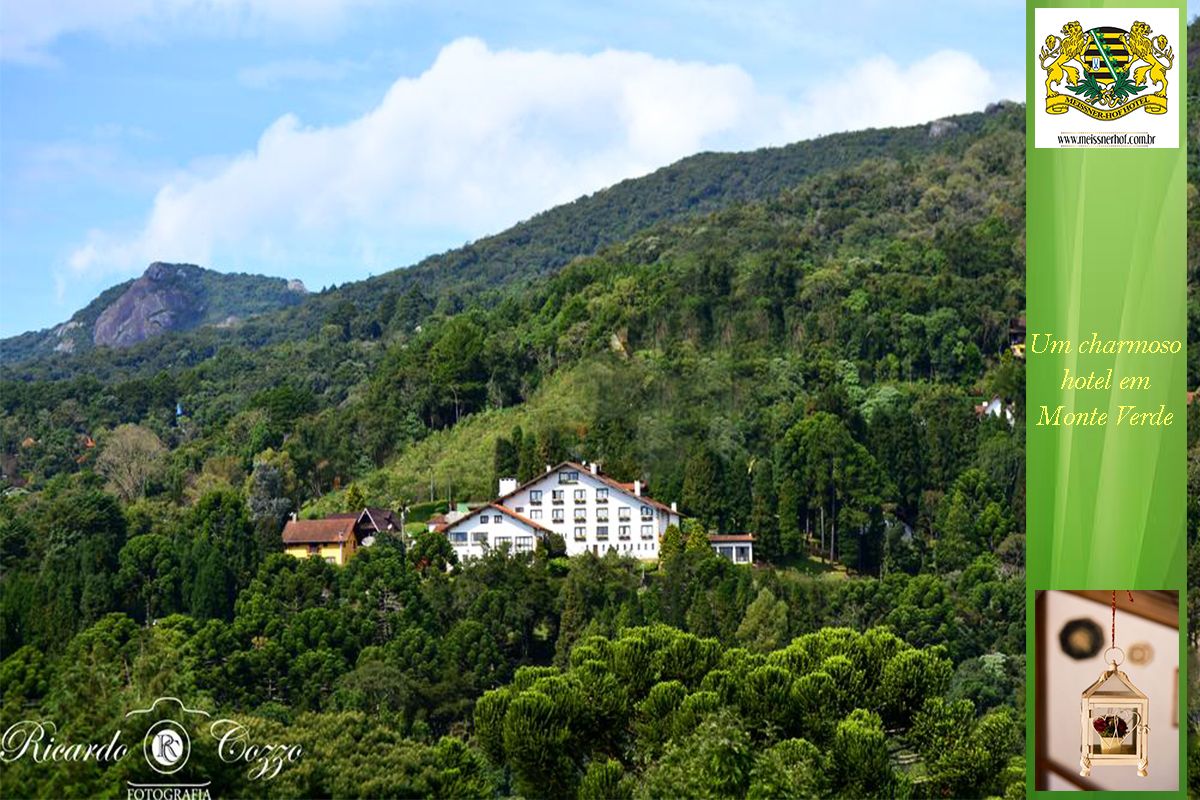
[0,1,1189,337]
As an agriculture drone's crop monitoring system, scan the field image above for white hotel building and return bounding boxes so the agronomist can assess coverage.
[439,461,681,561]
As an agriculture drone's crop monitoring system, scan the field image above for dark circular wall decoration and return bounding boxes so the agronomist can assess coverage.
[1059,617,1105,659]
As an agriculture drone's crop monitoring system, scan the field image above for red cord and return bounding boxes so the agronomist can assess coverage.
[1111,590,1134,649]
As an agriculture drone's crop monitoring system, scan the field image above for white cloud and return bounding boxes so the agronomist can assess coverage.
[65,37,1020,281]
[0,0,372,64]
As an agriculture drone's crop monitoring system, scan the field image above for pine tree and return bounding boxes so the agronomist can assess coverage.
[681,446,723,530]
[749,459,779,562]
[777,476,803,558]
[493,435,518,488]
[660,524,685,561]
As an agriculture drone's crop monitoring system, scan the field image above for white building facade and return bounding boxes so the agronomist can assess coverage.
[496,461,680,559]
[441,503,548,561]
[708,534,755,564]
[442,461,680,561]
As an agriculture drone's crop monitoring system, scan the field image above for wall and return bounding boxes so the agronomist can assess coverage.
[1039,591,1179,791]
[501,467,677,558]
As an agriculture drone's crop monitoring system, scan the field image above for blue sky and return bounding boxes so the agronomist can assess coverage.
[0,2,1189,337]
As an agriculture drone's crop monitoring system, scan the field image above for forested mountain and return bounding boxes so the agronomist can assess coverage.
[3,16,1195,797]
[0,98,1029,798]
[0,263,307,363]
[0,104,1015,384]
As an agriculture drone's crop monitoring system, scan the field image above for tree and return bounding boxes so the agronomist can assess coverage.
[735,588,789,653]
[749,459,779,561]
[408,530,457,575]
[659,525,684,561]
[343,483,366,514]
[245,448,298,525]
[96,424,166,502]
[493,436,519,489]
[680,446,723,530]
[117,534,181,624]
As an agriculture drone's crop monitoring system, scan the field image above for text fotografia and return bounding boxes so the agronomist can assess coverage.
[127,788,210,800]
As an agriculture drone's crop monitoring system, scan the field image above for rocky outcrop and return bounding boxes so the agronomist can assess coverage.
[92,263,206,348]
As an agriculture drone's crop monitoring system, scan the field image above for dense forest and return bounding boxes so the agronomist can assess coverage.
[0,23,1192,795]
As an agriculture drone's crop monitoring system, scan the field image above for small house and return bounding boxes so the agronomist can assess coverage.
[708,533,755,564]
[282,517,361,566]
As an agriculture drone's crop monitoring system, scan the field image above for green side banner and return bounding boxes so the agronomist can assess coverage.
[1026,1,1187,795]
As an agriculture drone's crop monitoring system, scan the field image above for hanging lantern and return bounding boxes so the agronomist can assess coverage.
[1079,592,1149,778]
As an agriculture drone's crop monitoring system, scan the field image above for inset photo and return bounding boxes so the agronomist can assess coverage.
[1034,590,1181,792]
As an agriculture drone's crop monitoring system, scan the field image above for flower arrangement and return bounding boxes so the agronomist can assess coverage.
[1093,715,1129,739]
[1093,714,1132,753]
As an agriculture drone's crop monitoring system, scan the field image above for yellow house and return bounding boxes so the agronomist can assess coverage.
[282,517,359,566]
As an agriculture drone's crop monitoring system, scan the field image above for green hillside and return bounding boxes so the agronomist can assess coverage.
[0,99,1035,800]
[0,104,1019,382]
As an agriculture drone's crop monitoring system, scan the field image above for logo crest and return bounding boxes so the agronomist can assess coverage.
[1039,20,1174,119]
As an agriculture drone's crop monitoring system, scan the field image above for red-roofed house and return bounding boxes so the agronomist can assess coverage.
[282,516,360,566]
[441,503,552,561]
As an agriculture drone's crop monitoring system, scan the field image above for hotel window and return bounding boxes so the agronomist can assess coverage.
[530,490,543,505]
[574,508,587,523]
[529,509,542,520]
[574,488,586,503]
[597,508,609,523]
[307,544,319,554]
[480,515,489,524]
[516,536,534,553]
[558,470,579,484]
[574,526,586,541]
[640,505,653,520]
[618,525,630,539]
[596,488,608,503]
[496,536,512,549]
[552,490,564,504]
[552,509,564,523]
[641,524,654,539]
[596,526,609,540]
[451,531,467,543]
[516,507,524,514]
[618,507,631,522]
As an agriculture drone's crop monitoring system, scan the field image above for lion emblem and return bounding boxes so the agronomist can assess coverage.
[1040,21,1088,98]
[1123,21,1174,97]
